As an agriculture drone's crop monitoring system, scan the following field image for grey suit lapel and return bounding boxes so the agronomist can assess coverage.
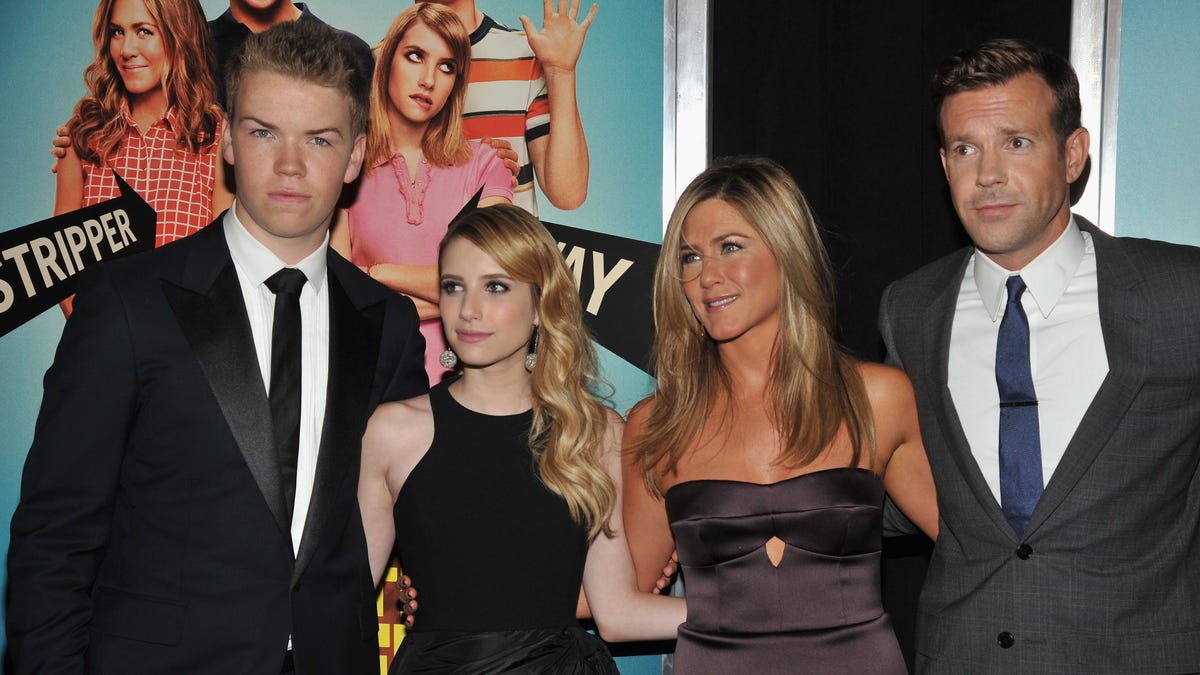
[292,258,384,583]
[161,225,290,535]
[925,253,1018,538]
[1025,224,1149,535]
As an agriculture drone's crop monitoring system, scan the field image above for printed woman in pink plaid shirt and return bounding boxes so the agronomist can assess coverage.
[54,0,233,315]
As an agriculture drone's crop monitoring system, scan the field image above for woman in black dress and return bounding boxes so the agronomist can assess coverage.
[359,205,685,673]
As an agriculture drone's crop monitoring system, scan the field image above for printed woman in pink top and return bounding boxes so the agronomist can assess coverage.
[334,3,512,383]
[55,0,232,316]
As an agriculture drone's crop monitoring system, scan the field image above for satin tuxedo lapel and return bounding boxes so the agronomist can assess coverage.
[161,225,289,535]
[292,255,384,583]
[1022,223,1149,535]
[921,253,1019,539]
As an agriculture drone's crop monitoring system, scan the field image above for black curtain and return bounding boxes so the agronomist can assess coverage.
[709,0,1072,669]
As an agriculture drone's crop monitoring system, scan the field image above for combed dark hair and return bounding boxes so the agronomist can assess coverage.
[225,19,370,136]
[931,38,1081,146]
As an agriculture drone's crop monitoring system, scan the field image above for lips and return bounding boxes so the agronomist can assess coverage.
[410,93,433,109]
[704,295,738,311]
[454,329,490,343]
[269,190,309,205]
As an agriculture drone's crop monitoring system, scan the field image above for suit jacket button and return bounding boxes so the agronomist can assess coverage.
[997,631,1015,648]
[1016,543,1033,559]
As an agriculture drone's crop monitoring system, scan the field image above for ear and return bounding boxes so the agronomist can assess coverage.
[939,147,949,181]
[221,113,235,167]
[344,132,367,184]
[1063,126,1089,183]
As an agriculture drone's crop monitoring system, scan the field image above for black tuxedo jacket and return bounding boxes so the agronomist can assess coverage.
[7,220,426,674]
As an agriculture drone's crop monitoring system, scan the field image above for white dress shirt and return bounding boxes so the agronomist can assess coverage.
[223,207,330,555]
[948,218,1108,503]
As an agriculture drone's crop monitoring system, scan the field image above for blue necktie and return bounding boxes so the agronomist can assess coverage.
[997,275,1042,536]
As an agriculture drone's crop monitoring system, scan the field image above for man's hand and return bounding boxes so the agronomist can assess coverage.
[50,124,71,174]
[398,574,417,628]
[480,137,520,186]
[651,550,679,594]
[519,0,598,76]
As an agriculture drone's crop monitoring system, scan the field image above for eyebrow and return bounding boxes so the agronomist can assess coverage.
[239,116,344,138]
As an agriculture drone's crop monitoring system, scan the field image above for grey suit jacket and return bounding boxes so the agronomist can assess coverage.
[878,219,1200,674]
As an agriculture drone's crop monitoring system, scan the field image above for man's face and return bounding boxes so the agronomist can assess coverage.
[939,72,1088,270]
[222,71,365,263]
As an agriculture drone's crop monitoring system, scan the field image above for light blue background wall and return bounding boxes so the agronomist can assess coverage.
[1114,1,1200,245]
[0,2,660,669]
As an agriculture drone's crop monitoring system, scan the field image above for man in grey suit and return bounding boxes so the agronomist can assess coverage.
[879,38,1200,673]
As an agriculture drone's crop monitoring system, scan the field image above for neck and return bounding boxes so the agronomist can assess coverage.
[451,359,533,416]
[439,0,483,32]
[230,0,301,33]
[715,333,776,396]
[387,107,429,160]
[128,90,168,130]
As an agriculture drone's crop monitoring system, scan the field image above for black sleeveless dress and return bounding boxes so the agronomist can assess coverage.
[389,380,617,674]
[666,468,906,674]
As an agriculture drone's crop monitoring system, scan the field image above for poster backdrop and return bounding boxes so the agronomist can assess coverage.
[0,2,664,671]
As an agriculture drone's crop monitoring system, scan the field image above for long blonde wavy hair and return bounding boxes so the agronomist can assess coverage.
[70,0,219,164]
[366,3,472,171]
[637,157,876,496]
[439,205,617,540]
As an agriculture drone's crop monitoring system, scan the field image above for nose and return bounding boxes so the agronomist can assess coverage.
[118,36,136,58]
[458,288,481,320]
[698,255,722,288]
[274,140,304,177]
[975,149,1006,188]
[418,63,436,89]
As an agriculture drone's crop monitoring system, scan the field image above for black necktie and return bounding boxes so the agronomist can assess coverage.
[996,275,1042,536]
[265,268,306,525]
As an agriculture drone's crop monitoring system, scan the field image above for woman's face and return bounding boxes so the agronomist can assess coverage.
[108,0,168,101]
[439,237,538,372]
[678,198,782,345]
[387,20,458,128]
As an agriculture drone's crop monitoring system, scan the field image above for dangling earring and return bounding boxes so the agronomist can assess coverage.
[525,325,539,372]
[439,348,458,369]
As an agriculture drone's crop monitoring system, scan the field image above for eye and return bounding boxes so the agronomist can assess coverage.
[1009,137,1031,150]
[440,279,463,294]
[438,61,456,75]
[951,144,976,157]
[249,129,271,139]
[679,251,701,265]
[136,27,154,37]
[109,26,124,38]
[310,137,331,147]
[720,241,742,255]
[485,280,510,293]
[405,49,423,64]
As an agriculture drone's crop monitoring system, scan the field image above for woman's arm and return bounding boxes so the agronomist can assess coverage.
[367,263,441,318]
[620,400,678,592]
[519,2,597,210]
[581,410,685,642]
[54,144,84,217]
[55,145,85,316]
[864,363,939,540]
[357,395,435,586]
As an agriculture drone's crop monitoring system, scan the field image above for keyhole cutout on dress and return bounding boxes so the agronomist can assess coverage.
[765,536,785,568]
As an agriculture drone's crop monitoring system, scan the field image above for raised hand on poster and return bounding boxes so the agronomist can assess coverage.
[519,0,598,75]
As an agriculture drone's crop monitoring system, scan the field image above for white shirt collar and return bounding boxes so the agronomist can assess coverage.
[974,216,1086,321]
[222,202,329,291]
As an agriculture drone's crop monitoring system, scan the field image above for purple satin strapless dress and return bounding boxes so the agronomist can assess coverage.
[665,468,906,674]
